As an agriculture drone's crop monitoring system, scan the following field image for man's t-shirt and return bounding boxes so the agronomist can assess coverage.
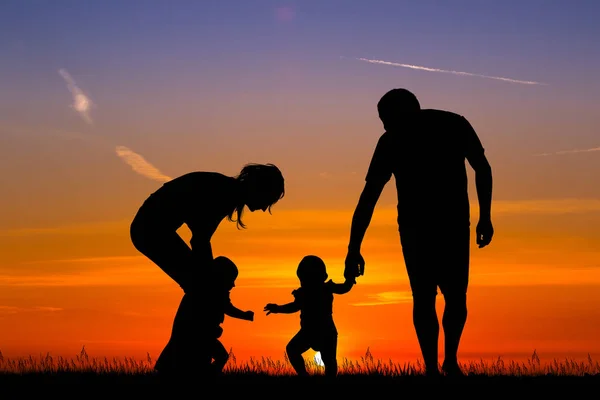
[365,109,485,231]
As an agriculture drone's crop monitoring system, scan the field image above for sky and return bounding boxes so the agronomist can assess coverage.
[1,0,600,365]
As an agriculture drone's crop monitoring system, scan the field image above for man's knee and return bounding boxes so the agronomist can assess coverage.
[442,290,467,306]
[412,291,437,308]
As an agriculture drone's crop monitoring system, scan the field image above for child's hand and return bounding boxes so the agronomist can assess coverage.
[264,303,278,315]
[246,310,254,321]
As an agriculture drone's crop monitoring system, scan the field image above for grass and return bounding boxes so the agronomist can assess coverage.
[0,346,599,387]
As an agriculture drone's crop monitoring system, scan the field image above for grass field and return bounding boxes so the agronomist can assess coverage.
[1,347,599,387]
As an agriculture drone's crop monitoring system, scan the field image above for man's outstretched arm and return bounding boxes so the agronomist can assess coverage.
[345,179,387,278]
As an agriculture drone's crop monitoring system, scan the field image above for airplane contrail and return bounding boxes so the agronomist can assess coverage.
[115,146,172,183]
[534,146,600,156]
[357,57,547,86]
[58,69,94,124]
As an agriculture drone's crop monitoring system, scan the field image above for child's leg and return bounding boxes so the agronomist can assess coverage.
[286,330,311,376]
[210,339,230,375]
[319,334,339,378]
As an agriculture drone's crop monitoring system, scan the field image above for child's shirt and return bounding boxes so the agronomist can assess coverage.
[291,280,349,334]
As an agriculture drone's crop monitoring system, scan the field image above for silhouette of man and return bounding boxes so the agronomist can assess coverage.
[344,88,493,377]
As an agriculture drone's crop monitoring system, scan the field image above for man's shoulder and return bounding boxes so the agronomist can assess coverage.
[421,108,466,121]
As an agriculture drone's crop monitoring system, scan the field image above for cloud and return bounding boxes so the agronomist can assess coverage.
[0,305,63,314]
[115,146,172,183]
[352,291,412,306]
[58,69,94,124]
[356,57,547,86]
[490,198,600,215]
[534,147,600,156]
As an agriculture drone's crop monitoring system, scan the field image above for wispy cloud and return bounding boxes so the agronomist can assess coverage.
[0,305,63,314]
[534,147,600,156]
[490,198,600,215]
[352,291,412,306]
[57,71,173,184]
[115,146,172,183]
[58,69,94,124]
[357,57,547,86]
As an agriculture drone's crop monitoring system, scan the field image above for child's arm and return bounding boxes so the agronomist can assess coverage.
[264,301,300,315]
[329,279,355,295]
[224,302,254,321]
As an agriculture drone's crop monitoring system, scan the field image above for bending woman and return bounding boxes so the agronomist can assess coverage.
[129,163,285,376]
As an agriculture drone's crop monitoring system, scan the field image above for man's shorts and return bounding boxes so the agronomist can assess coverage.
[399,226,470,297]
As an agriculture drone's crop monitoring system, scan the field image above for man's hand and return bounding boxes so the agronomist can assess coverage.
[344,250,365,283]
[476,218,494,248]
[263,304,279,315]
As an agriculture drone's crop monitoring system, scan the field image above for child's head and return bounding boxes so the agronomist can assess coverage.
[296,255,328,285]
[214,256,239,290]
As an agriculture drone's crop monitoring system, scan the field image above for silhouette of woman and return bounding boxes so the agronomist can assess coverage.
[129,163,285,377]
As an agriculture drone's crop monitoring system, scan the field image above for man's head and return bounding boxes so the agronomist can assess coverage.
[377,88,421,130]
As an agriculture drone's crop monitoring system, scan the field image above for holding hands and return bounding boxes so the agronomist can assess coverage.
[344,250,365,284]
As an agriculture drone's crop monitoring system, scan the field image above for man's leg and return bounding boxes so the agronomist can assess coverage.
[401,236,440,376]
[439,227,470,377]
[286,330,311,377]
[412,292,440,375]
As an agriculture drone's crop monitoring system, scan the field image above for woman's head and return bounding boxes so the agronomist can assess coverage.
[229,163,285,229]
[297,255,328,285]
[377,88,421,130]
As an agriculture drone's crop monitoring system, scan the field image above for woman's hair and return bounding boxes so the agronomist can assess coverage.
[228,163,285,229]
[297,255,328,283]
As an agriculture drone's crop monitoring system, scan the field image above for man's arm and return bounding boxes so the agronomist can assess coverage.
[470,153,492,220]
[348,179,387,253]
[463,116,494,247]
[345,179,387,280]
[224,302,254,321]
[345,133,391,281]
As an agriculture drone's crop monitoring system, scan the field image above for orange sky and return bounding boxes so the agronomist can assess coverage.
[1,198,600,364]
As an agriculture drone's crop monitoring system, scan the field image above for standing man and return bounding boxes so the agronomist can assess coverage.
[344,88,493,377]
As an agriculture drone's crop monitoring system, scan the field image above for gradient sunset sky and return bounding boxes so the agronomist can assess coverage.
[1,1,599,364]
